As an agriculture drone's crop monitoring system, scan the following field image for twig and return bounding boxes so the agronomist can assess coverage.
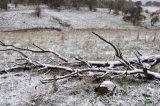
[74,56,92,68]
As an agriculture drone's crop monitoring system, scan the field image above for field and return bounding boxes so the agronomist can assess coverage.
[1,5,160,32]
[1,1,160,105]
[0,29,160,106]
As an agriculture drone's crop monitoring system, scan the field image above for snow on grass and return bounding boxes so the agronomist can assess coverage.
[2,6,159,31]
[0,28,160,105]
[143,6,160,13]
[45,8,134,29]
[0,9,61,31]
[0,5,160,31]
[0,72,53,106]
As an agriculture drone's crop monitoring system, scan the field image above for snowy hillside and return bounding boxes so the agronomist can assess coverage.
[143,6,160,13]
[1,5,160,31]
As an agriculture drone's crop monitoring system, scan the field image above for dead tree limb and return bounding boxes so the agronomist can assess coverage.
[0,48,72,74]
[0,41,68,62]
[93,32,134,70]
[86,55,160,68]
[41,68,160,83]
[0,49,28,58]
[0,33,160,84]
[92,32,160,79]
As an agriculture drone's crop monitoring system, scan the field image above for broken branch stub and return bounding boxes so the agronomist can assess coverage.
[95,80,116,95]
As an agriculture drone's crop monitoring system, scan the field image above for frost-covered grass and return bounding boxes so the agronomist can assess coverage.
[0,4,160,105]
[143,6,160,13]
[0,29,160,105]
[0,10,61,31]
[0,5,160,31]
[0,29,160,67]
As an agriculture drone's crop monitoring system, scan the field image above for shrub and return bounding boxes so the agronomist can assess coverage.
[145,10,149,14]
[13,0,18,8]
[35,6,41,17]
[0,0,8,10]
[150,13,159,26]
[113,9,119,15]
[85,0,97,11]
[71,0,82,10]
[50,0,61,9]
[123,1,146,26]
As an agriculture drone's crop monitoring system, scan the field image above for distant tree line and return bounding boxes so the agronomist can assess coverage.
[0,0,141,12]
[145,1,160,6]
[0,0,159,26]
[0,0,98,11]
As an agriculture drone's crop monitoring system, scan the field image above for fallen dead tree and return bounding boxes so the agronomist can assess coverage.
[65,55,160,68]
[0,32,160,85]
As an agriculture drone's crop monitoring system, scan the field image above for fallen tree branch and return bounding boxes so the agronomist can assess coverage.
[0,49,28,58]
[92,32,160,80]
[41,68,160,83]
[0,48,72,74]
[0,32,160,86]
[87,55,160,68]
[0,41,68,62]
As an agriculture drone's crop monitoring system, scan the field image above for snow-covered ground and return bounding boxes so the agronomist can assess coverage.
[0,10,61,31]
[143,6,160,13]
[0,4,160,106]
[0,5,160,31]
[44,8,137,29]
[0,30,160,106]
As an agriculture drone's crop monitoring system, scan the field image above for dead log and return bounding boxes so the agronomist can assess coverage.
[88,55,160,68]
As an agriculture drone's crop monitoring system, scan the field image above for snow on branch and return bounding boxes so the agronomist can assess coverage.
[0,33,160,84]
[0,41,68,62]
